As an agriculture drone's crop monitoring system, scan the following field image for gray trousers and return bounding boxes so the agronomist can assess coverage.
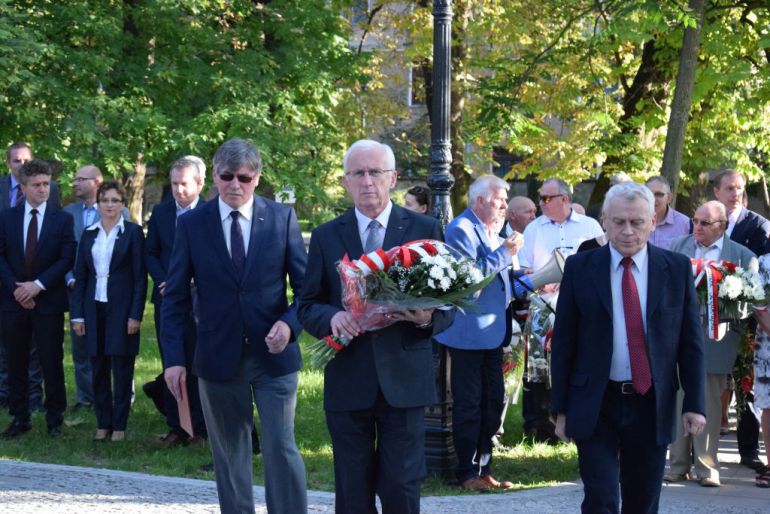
[199,353,307,514]
[668,373,724,480]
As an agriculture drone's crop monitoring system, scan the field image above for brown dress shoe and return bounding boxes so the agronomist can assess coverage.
[111,430,125,442]
[481,474,514,490]
[460,476,492,491]
[93,429,110,441]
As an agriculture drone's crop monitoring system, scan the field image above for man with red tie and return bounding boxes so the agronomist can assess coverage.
[550,182,706,513]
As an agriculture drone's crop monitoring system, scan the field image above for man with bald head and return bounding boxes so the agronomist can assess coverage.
[668,201,757,487]
[63,165,129,411]
[504,196,536,236]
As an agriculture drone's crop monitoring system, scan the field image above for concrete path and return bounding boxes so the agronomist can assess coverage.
[0,430,767,513]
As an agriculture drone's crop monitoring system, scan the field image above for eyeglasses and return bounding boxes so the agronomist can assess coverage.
[692,218,726,227]
[651,191,667,198]
[74,177,96,183]
[539,194,564,205]
[346,169,394,180]
[218,173,256,184]
[99,198,123,205]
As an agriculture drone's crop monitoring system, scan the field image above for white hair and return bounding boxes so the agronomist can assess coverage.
[182,155,206,182]
[603,182,655,216]
[468,175,509,205]
[343,139,396,172]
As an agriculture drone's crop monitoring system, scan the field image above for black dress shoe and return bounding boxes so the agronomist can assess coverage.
[741,456,766,470]
[1,420,32,439]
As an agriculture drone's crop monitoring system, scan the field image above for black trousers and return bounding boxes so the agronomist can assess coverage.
[522,380,556,438]
[448,345,505,482]
[2,309,66,429]
[154,301,206,437]
[91,302,135,431]
[326,392,426,514]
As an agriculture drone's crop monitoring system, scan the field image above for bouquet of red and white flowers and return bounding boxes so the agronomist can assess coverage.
[691,258,765,340]
[309,239,494,368]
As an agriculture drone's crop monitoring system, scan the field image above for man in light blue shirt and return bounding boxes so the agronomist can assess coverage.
[646,175,691,250]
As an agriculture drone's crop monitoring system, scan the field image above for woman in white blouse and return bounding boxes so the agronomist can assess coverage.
[71,181,147,442]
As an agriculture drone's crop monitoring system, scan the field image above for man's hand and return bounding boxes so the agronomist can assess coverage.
[265,320,291,354]
[72,321,85,336]
[14,281,42,304]
[682,412,706,436]
[158,281,166,296]
[502,231,524,256]
[164,366,186,402]
[389,308,435,326]
[19,298,35,310]
[555,413,572,443]
[330,311,363,341]
[127,318,141,335]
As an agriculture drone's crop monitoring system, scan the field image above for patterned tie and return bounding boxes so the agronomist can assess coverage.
[621,257,652,394]
[25,209,38,278]
[230,211,246,278]
[14,185,24,207]
[364,220,383,253]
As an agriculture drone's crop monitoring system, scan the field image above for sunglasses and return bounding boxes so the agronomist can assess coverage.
[539,194,564,205]
[692,218,726,227]
[218,173,256,184]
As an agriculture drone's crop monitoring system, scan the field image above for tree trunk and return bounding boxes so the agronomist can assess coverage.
[449,0,469,213]
[661,0,706,206]
[125,153,146,222]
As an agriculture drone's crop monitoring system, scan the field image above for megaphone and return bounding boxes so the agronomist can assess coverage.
[513,249,567,299]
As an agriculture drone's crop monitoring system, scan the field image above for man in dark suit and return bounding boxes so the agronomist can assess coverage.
[0,159,76,438]
[162,139,307,514]
[713,168,770,470]
[551,182,706,513]
[63,164,130,412]
[146,156,206,447]
[299,139,453,514]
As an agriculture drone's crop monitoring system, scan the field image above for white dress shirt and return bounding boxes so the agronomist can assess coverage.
[176,197,200,218]
[23,201,47,290]
[354,201,393,251]
[696,236,724,260]
[609,244,649,382]
[218,196,253,257]
[520,211,604,270]
[88,217,125,302]
[726,206,742,237]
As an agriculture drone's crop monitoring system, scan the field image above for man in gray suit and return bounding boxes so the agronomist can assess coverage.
[63,164,129,411]
[667,200,758,487]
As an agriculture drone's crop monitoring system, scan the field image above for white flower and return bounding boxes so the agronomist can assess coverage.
[429,265,444,279]
[439,276,451,290]
[428,278,436,289]
[446,267,457,280]
[469,267,484,283]
[433,256,450,269]
[719,275,743,300]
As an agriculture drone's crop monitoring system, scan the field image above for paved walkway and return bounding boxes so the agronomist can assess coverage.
[0,430,767,513]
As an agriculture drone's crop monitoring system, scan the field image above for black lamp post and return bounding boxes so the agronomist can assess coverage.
[424,0,456,479]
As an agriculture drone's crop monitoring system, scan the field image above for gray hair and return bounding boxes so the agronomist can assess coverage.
[171,156,206,183]
[712,168,746,189]
[609,172,633,186]
[212,138,262,176]
[343,139,396,172]
[645,175,671,193]
[603,182,655,216]
[468,175,509,205]
[542,177,572,199]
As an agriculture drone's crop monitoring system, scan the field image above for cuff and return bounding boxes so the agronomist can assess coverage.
[34,279,45,290]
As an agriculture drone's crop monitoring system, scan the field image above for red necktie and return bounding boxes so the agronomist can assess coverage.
[14,186,25,207]
[621,257,652,394]
[25,208,38,279]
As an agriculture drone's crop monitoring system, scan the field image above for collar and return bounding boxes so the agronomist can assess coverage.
[176,196,200,213]
[82,202,97,211]
[697,235,724,253]
[535,210,586,226]
[609,243,648,272]
[87,215,125,234]
[218,195,254,222]
[728,205,743,224]
[10,174,20,190]
[658,206,675,226]
[24,200,47,218]
[355,201,393,234]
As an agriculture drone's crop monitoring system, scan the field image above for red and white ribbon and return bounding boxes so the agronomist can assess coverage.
[691,259,737,339]
[344,240,442,277]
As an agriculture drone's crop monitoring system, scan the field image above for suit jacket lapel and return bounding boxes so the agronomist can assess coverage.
[243,195,267,280]
[207,200,239,282]
[335,209,363,259]
[590,245,613,317]
[646,245,668,321]
[383,205,409,249]
[109,224,130,272]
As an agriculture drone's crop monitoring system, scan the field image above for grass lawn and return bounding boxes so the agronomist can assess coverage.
[0,300,578,495]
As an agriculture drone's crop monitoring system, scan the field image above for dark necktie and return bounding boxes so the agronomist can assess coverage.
[364,220,383,253]
[230,211,245,278]
[621,257,652,394]
[25,209,38,278]
[14,186,24,207]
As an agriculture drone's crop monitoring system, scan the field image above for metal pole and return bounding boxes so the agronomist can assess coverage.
[427,0,454,227]
[424,0,456,479]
